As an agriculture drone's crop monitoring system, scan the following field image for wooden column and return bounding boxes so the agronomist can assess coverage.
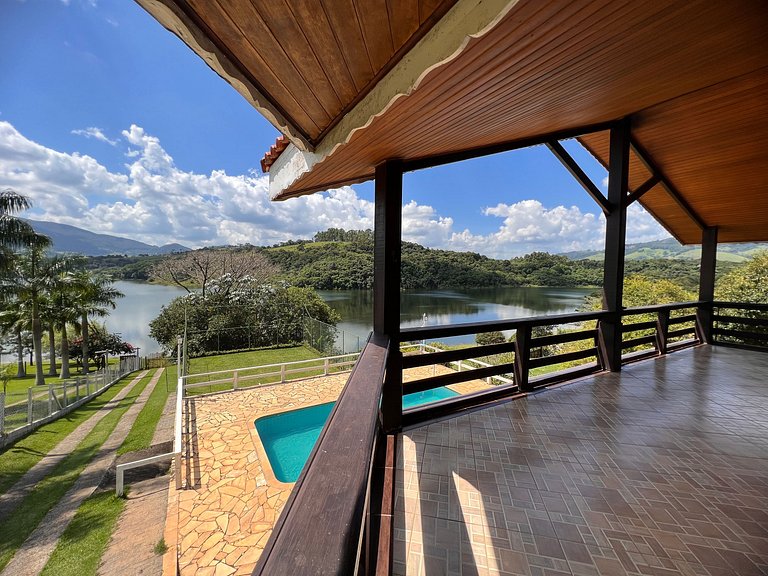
[696,226,718,343]
[599,118,630,372]
[374,160,403,433]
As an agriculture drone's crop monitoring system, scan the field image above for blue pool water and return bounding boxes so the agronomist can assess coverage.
[255,387,459,482]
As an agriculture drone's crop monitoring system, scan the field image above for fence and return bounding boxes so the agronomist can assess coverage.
[0,356,142,448]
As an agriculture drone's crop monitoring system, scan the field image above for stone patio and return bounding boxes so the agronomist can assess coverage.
[166,365,492,575]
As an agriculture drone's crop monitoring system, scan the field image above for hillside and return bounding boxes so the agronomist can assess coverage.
[563,238,767,262]
[26,219,189,256]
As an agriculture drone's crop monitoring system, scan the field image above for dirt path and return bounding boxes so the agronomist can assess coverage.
[0,368,164,576]
[0,370,150,522]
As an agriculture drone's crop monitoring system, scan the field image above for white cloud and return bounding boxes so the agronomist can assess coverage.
[71,127,117,146]
[0,121,669,255]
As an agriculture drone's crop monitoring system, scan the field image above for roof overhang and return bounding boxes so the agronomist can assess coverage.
[138,0,768,244]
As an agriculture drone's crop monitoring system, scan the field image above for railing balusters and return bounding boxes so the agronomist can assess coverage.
[656,309,669,355]
[514,325,532,392]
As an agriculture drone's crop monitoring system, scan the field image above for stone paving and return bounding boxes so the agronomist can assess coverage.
[169,365,492,576]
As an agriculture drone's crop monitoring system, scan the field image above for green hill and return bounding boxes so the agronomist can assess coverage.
[563,238,765,262]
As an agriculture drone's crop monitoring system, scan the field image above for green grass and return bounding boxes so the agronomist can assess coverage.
[1,358,121,396]
[39,491,125,576]
[0,370,146,496]
[118,368,172,455]
[0,374,151,571]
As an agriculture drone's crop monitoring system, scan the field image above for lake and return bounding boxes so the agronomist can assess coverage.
[106,282,595,355]
[318,287,595,352]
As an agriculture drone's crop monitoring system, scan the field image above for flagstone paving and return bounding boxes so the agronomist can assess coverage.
[170,366,492,575]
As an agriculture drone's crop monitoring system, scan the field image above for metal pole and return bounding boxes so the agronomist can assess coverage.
[27,387,33,425]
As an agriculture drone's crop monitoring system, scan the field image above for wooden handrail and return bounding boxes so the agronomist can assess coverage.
[713,301,768,312]
[622,301,703,314]
[253,334,389,576]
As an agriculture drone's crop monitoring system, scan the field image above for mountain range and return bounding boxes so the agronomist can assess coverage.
[26,219,189,256]
[562,238,766,263]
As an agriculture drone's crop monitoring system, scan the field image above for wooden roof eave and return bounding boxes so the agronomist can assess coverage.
[267,0,519,199]
[135,0,314,151]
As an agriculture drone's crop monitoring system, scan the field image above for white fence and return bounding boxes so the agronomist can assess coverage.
[0,356,142,448]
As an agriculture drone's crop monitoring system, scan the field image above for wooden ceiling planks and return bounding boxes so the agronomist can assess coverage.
[165,0,456,144]
[270,0,767,244]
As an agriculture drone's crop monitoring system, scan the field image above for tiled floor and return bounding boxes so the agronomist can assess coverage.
[394,346,768,576]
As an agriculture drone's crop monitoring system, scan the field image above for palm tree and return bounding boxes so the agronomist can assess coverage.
[0,298,30,378]
[0,189,39,271]
[72,272,123,373]
[49,262,83,380]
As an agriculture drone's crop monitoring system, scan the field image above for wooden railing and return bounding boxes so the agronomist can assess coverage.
[712,301,768,351]
[253,334,389,576]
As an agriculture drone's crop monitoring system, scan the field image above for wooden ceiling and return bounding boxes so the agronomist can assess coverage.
[145,0,456,147]
[139,0,768,244]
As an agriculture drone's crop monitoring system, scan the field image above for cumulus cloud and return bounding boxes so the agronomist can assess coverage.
[71,127,117,146]
[0,121,669,255]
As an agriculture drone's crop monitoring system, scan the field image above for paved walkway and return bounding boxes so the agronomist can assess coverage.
[0,368,164,576]
[170,366,491,575]
[0,370,150,522]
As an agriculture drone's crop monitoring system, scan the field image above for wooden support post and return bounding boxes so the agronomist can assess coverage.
[696,226,718,344]
[374,160,403,433]
[599,118,631,372]
[656,310,670,355]
[514,326,532,392]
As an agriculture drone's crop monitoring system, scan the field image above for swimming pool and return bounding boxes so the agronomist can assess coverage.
[254,387,459,482]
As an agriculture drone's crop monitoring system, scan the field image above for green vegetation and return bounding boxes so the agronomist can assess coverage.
[0,373,150,571]
[40,491,125,576]
[716,251,768,303]
[0,372,139,495]
[150,277,338,356]
[117,368,169,454]
[153,538,168,555]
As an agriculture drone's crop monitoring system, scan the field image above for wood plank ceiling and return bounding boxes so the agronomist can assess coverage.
[140,0,768,244]
[169,0,456,146]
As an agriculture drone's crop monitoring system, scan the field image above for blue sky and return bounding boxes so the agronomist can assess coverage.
[0,0,668,256]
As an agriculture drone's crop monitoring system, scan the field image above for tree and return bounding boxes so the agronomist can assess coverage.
[149,279,339,356]
[476,331,505,345]
[72,271,123,373]
[150,247,279,296]
[716,251,768,303]
[0,189,39,271]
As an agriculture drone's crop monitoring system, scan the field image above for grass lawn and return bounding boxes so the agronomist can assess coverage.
[0,370,148,496]
[118,366,175,455]
[40,491,125,576]
[0,373,152,571]
[1,359,121,396]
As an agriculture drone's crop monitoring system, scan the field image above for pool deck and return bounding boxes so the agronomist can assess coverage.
[165,366,492,575]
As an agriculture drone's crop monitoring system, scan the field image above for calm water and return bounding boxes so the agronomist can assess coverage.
[105,283,594,355]
[103,281,187,355]
[318,287,594,351]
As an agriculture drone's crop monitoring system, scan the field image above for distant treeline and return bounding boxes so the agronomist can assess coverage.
[85,228,736,291]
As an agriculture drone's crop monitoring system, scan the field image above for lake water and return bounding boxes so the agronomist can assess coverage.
[106,282,594,355]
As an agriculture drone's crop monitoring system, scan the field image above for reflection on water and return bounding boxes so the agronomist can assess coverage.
[318,287,595,350]
[104,283,595,356]
[103,281,187,355]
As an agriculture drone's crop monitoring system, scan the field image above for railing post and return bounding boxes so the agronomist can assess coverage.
[86,378,91,397]
[514,325,532,392]
[374,160,403,433]
[63,382,68,407]
[280,364,286,383]
[324,359,329,375]
[656,310,670,355]
[48,384,53,416]
[0,393,5,435]
[600,118,631,371]
[27,387,33,425]
[233,370,239,390]
[75,379,80,402]
[696,226,718,344]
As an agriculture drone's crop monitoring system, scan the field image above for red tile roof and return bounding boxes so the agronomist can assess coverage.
[260,135,289,173]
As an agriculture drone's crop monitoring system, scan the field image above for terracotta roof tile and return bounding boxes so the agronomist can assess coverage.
[260,135,290,173]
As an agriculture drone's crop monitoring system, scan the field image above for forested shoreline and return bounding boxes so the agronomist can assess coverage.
[86,229,732,291]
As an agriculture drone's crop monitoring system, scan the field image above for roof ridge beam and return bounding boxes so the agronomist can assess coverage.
[546,140,610,214]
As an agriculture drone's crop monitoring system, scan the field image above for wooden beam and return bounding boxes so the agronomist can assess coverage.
[624,174,660,207]
[600,118,631,372]
[546,140,610,214]
[374,160,403,432]
[696,226,718,344]
[401,120,616,172]
[630,139,706,230]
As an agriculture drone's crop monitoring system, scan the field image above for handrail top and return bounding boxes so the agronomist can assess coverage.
[713,300,768,311]
[622,300,704,314]
[402,309,611,338]
[181,351,360,380]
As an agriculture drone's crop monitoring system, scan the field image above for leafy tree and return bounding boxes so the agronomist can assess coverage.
[149,278,339,356]
[69,323,133,366]
[716,251,768,303]
[476,331,505,345]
